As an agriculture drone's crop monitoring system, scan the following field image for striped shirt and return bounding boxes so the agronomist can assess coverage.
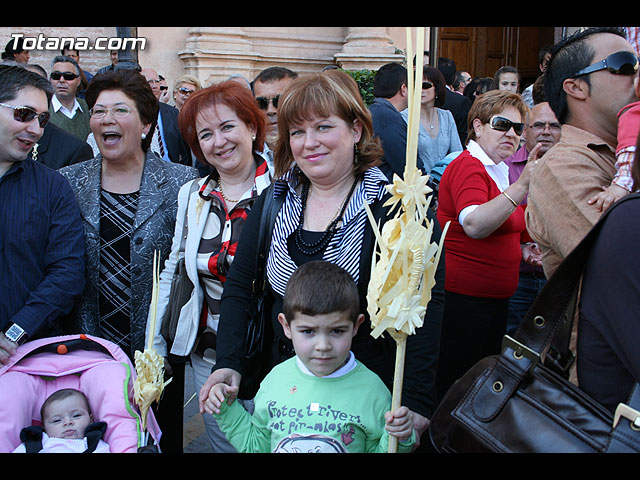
[0,158,85,338]
[266,167,389,297]
[626,27,640,56]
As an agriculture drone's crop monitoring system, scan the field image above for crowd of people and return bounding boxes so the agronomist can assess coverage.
[0,26,639,454]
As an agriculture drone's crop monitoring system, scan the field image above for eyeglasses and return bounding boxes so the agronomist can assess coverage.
[529,121,562,132]
[178,87,195,96]
[50,71,79,81]
[89,105,137,119]
[489,116,525,136]
[572,50,639,78]
[422,81,434,90]
[256,95,280,110]
[0,103,50,127]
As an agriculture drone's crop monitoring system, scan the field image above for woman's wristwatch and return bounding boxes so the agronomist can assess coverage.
[3,323,27,345]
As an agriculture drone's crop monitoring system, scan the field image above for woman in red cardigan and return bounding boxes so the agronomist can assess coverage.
[435,90,541,401]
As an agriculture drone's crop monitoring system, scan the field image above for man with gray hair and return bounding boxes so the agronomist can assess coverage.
[48,55,90,141]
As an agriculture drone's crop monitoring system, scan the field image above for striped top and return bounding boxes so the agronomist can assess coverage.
[266,166,389,297]
[0,158,85,337]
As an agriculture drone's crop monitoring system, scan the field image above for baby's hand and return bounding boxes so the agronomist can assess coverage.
[587,184,629,212]
[384,406,413,441]
[204,383,239,415]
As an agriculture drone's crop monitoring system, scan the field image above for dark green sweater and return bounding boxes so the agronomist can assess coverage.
[49,97,91,142]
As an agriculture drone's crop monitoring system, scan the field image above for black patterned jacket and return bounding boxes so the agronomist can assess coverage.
[58,152,199,356]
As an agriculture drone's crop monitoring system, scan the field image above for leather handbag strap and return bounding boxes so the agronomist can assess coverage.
[513,192,640,356]
[178,179,200,254]
[252,181,285,296]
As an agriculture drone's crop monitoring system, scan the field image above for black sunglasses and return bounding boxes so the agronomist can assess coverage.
[50,71,79,81]
[0,103,50,127]
[422,81,434,89]
[256,95,279,110]
[489,116,524,136]
[572,50,639,78]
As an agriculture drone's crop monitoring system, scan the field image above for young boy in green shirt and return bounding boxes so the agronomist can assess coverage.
[205,260,415,453]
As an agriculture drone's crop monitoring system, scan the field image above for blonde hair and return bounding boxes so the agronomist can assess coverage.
[173,74,202,92]
[466,89,530,145]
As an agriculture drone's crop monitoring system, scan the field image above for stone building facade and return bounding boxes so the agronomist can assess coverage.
[0,27,410,106]
[0,26,582,108]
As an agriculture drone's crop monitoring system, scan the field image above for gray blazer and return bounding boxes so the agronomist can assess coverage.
[59,152,199,355]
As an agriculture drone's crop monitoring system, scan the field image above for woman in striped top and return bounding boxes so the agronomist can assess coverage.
[199,71,447,448]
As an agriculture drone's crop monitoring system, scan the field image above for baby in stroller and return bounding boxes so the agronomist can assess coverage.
[13,388,110,453]
[0,334,161,453]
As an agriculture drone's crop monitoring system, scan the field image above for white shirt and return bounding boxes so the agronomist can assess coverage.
[296,351,357,378]
[458,140,511,226]
[51,94,84,119]
[13,433,111,453]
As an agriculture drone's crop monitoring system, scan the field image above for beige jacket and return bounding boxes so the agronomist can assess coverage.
[526,125,617,278]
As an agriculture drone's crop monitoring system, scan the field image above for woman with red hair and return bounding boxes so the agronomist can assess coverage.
[149,80,272,452]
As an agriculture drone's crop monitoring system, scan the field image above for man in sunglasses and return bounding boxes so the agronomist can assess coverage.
[0,64,85,364]
[252,66,298,172]
[526,27,639,279]
[141,67,192,168]
[48,55,91,142]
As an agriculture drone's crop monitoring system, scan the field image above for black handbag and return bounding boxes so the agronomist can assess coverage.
[428,193,640,453]
[160,180,199,359]
[237,184,283,400]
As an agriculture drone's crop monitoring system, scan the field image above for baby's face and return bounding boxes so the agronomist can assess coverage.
[43,395,92,439]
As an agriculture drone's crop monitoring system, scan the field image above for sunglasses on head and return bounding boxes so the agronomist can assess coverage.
[256,95,279,110]
[489,116,524,136]
[572,50,639,78]
[0,103,50,127]
[50,71,79,81]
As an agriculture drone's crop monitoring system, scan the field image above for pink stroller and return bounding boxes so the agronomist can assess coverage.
[0,334,162,453]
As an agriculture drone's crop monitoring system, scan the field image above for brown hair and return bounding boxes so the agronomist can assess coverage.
[178,80,267,167]
[422,65,448,109]
[282,261,361,324]
[466,89,530,145]
[273,73,383,179]
[85,69,159,152]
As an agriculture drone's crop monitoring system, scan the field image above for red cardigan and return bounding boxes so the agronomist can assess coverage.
[437,150,530,299]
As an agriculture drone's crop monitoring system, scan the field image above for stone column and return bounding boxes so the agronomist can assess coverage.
[178,27,258,86]
[334,27,404,70]
[177,27,406,86]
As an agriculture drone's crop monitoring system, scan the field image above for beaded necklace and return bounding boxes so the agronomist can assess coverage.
[294,176,359,256]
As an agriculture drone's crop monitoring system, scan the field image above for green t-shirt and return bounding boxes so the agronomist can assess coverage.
[213,356,415,453]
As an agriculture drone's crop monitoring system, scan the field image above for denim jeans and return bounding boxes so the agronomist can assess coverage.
[191,352,254,453]
[506,272,547,336]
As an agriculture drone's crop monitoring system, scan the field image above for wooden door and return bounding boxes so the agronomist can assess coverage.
[437,27,556,90]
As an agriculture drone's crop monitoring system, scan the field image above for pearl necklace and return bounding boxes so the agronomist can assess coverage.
[217,177,241,203]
